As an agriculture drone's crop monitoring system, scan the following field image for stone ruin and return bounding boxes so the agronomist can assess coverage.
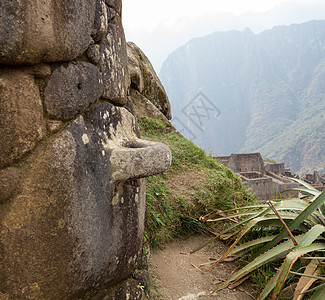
[213,153,299,200]
[0,1,172,299]
[302,171,325,191]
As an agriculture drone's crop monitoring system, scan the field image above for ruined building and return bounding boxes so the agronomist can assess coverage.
[303,171,325,191]
[213,153,299,200]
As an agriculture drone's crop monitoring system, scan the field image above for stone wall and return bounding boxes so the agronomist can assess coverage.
[265,162,285,175]
[214,153,298,200]
[0,1,171,299]
[241,176,274,200]
[242,176,298,200]
[303,171,325,191]
[127,42,172,121]
[227,153,265,176]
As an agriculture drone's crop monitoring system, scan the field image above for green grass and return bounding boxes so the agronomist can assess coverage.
[139,117,254,248]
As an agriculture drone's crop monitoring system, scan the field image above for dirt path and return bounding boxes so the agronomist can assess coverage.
[149,235,254,300]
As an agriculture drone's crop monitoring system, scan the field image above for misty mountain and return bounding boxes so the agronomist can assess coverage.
[159,20,325,175]
[125,1,325,71]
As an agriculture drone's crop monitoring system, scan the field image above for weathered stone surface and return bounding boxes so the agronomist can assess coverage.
[92,0,109,43]
[115,279,145,300]
[87,16,128,105]
[84,103,171,182]
[130,89,170,122]
[44,62,103,120]
[132,270,150,288]
[127,42,172,120]
[47,120,64,134]
[0,167,21,204]
[110,138,171,181]
[127,47,144,93]
[125,97,142,138]
[0,103,171,299]
[30,64,52,79]
[0,0,96,65]
[0,69,45,169]
[105,0,122,15]
[87,44,102,65]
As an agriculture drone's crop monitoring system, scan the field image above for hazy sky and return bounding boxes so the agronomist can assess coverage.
[124,0,315,28]
[123,0,325,71]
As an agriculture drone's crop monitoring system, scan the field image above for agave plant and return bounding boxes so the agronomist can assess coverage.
[200,179,325,299]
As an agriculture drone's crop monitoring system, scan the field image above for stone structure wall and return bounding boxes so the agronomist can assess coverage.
[0,1,171,299]
[240,176,273,200]
[241,174,298,200]
[303,171,325,191]
[214,153,298,200]
[265,162,285,175]
[227,153,265,176]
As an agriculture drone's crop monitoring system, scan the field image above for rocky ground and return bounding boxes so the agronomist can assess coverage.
[149,235,255,300]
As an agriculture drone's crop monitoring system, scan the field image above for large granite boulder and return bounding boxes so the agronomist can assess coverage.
[0,0,96,65]
[44,62,104,120]
[0,167,21,205]
[0,69,46,169]
[130,89,170,122]
[0,103,171,299]
[105,0,122,15]
[127,42,172,120]
[92,0,110,43]
[87,15,129,105]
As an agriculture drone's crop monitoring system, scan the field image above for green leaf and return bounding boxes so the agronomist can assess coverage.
[221,199,311,238]
[216,215,284,264]
[221,205,279,235]
[253,191,325,259]
[273,243,325,299]
[222,204,271,212]
[214,237,297,293]
[289,187,320,197]
[258,225,325,298]
[290,270,325,281]
[310,284,325,299]
[231,235,278,255]
[223,199,310,220]
[258,270,280,300]
[299,224,325,246]
[291,178,319,192]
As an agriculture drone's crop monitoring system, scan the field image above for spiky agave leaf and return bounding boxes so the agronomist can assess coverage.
[219,199,316,240]
[257,225,325,299]
[253,191,325,259]
[215,225,325,298]
[291,178,320,193]
[288,178,325,216]
[289,187,320,197]
[272,243,325,299]
[230,235,280,256]
[192,205,283,254]
[214,237,300,293]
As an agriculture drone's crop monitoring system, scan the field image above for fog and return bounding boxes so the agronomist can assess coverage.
[123,0,325,72]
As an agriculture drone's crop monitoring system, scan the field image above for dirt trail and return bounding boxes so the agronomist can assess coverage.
[149,235,254,300]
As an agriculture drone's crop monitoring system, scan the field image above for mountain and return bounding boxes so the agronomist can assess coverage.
[124,1,325,72]
[159,20,325,175]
